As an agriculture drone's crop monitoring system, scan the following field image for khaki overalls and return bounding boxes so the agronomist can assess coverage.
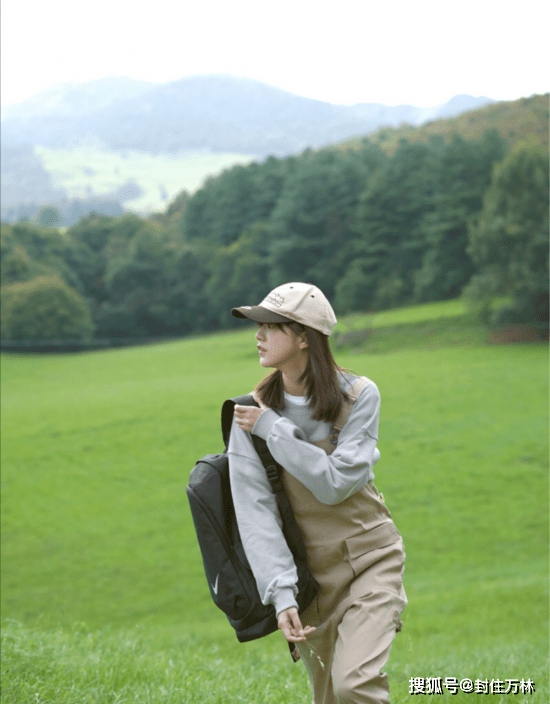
[282,378,407,704]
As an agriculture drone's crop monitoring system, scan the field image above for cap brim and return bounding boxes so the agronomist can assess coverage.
[231,305,292,325]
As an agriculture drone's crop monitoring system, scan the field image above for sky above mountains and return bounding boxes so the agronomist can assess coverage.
[2,0,548,108]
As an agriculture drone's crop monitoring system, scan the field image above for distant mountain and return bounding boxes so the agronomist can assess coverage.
[345,94,494,125]
[336,93,549,155]
[1,77,154,121]
[1,76,502,221]
[1,75,495,157]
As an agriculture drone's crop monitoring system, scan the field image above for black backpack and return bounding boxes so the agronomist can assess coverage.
[186,394,319,657]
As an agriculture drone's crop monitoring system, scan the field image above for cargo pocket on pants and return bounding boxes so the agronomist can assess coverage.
[344,523,402,577]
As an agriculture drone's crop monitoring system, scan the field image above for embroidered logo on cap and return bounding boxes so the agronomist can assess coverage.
[265,292,284,307]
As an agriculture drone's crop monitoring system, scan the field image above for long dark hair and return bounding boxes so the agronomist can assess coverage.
[255,322,349,423]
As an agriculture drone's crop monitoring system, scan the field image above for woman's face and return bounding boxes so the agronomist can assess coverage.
[255,323,307,370]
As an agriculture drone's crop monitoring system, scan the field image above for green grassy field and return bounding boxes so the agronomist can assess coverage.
[35,146,256,213]
[2,302,548,703]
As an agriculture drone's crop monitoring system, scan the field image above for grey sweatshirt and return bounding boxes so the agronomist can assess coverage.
[227,372,381,616]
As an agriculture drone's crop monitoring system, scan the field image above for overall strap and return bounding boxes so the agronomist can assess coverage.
[329,376,369,444]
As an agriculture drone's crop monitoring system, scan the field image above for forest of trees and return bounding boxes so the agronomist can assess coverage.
[1,129,548,344]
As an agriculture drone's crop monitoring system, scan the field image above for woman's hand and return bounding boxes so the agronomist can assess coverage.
[234,393,269,433]
[277,607,316,643]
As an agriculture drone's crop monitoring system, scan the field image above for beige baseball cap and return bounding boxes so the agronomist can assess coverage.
[231,282,337,336]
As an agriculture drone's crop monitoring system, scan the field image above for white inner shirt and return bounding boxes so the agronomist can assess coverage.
[283,391,310,406]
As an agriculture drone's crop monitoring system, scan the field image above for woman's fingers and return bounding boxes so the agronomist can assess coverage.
[277,607,316,643]
[234,404,263,432]
[278,609,304,642]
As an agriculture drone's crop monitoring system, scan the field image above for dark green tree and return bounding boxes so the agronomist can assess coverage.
[183,165,254,246]
[267,145,384,300]
[348,139,433,311]
[204,221,272,328]
[35,205,62,228]
[97,219,177,338]
[1,224,38,284]
[167,247,213,333]
[182,156,298,247]
[64,214,119,307]
[465,139,549,330]
[1,275,95,340]
[413,130,507,301]
[1,221,83,290]
[334,258,380,314]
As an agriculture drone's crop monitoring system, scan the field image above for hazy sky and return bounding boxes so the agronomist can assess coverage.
[2,0,548,107]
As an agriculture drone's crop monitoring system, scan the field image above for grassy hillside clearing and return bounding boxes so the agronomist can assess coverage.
[2,301,548,702]
[34,146,256,213]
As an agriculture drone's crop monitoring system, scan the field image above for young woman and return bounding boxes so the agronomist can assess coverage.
[228,282,407,704]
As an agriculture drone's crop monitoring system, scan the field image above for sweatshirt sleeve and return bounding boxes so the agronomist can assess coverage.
[227,417,299,616]
[251,380,381,506]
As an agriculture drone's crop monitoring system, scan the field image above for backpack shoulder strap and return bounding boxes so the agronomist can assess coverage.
[220,394,317,662]
[221,395,284,494]
[221,394,257,449]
